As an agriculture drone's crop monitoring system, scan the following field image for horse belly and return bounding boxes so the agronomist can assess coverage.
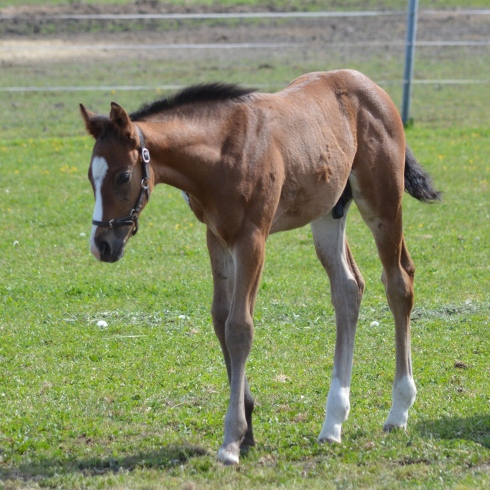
[270,181,340,234]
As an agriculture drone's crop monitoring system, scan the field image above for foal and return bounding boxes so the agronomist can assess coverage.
[81,70,440,465]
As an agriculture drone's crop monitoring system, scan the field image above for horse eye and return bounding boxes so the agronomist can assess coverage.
[116,173,131,185]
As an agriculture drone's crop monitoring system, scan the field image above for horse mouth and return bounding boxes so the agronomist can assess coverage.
[91,233,128,263]
[102,245,125,263]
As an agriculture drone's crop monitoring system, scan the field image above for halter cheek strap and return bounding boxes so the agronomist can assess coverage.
[91,125,151,236]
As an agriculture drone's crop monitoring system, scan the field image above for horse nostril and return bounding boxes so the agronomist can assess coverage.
[98,239,111,260]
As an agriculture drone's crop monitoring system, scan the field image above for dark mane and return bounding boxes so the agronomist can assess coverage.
[130,83,257,121]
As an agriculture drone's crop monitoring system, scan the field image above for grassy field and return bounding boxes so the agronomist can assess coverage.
[1,1,489,488]
[1,127,489,489]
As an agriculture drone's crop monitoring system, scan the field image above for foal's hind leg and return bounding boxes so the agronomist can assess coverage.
[351,177,417,432]
[311,206,365,443]
[380,236,417,431]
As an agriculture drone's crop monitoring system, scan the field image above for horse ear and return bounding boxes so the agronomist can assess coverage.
[80,104,107,139]
[110,102,132,135]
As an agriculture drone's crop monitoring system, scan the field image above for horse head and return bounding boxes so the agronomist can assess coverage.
[80,102,152,263]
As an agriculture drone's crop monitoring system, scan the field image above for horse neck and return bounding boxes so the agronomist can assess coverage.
[137,112,229,196]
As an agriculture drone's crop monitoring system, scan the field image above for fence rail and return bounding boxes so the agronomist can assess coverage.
[2,78,489,93]
[1,9,490,20]
[2,40,490,51]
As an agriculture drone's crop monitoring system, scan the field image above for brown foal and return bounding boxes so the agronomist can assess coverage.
[81,70,440,465]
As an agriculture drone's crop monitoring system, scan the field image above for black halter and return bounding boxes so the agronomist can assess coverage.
[92,126,151,236]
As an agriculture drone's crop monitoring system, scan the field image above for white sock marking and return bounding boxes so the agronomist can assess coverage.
[384,376,417,429]
[319,376,350,443]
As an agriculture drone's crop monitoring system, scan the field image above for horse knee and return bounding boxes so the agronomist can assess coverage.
[225,315,254,357]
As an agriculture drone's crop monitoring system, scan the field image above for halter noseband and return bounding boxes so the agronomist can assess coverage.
[91,126,151,236]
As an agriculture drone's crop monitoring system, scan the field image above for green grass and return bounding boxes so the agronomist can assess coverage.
[0,127,489,488]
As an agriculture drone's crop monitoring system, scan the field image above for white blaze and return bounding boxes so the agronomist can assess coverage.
[90,156,109,260]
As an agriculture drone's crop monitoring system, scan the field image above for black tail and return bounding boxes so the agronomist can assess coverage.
[404,146,441,203]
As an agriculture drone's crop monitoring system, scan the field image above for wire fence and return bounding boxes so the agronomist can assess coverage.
[1,6,489,131]
[0,8,489,94]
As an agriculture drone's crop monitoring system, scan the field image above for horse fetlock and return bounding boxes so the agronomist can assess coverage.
[318,422,343,444]
[242,412,255,448]
[218,443,241,465]
[326,379,350,421]
[383,376,416,430]
[241,431,255,449]
[223,412,249,450]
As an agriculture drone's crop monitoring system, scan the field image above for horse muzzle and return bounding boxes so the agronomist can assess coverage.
[90,228,129,263]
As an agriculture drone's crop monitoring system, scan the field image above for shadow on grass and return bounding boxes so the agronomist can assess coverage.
[0,444,210,483]
[416,414,490,448]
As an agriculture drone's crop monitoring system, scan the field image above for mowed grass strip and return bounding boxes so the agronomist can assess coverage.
[0,127,488,488]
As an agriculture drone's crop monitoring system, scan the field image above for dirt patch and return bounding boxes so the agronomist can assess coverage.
[0,39,112,62]
[0,0,309,17]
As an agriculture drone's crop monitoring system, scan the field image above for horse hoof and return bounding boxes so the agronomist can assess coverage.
[318,435,341,444]
[218,446,240,465]
[383,423,406,433]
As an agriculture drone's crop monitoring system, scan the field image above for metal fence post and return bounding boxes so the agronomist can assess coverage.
[402,0,419,126]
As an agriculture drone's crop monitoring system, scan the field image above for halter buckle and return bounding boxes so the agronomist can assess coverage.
[141,148,150,163]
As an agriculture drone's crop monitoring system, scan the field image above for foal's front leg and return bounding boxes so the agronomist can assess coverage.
[207,228,265,465]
